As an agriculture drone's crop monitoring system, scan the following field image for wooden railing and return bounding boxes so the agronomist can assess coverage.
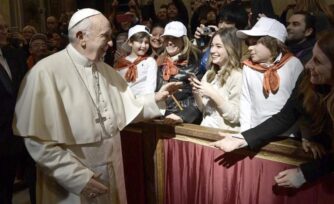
[121,121,315,204]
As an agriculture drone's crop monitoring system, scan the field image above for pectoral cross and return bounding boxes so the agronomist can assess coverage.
[95,112,107,124]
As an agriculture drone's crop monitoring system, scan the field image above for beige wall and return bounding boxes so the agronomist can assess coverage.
[0,0,11,23]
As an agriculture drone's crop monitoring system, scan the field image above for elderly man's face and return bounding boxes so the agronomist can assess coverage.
[83,14,112,62]
[0,15,8,47]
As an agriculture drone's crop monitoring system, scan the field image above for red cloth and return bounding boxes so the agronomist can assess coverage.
[163,139,334,204]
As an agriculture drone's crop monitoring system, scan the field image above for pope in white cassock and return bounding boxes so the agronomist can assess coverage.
[13,8,180,204]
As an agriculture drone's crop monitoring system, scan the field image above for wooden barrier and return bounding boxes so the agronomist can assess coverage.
[121,121,333,204]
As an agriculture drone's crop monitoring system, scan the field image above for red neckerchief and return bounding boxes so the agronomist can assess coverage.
[157,54,188,81]
[243,53,293,96]
[114,55,148,82]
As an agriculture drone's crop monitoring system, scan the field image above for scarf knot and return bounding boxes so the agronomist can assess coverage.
[158,56,188,81]
[114,56,148,82]
[243,53,293,96]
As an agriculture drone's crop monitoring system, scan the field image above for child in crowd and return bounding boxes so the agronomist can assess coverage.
[190,27,242,131]
[237,17,304,133]
[114,25,157,96]
[156,21,202,124]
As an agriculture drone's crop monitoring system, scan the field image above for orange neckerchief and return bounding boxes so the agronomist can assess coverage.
[114,55,148,82]
[26,55,36,69]
[157,55,188,81]
[243,53,293,96]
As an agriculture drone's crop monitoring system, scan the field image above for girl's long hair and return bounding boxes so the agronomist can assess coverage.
[298,32,334,136]
[206,27,242,86]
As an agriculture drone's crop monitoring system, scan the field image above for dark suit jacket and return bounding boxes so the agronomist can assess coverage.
[242,72,334,183]
[0,45,27,156]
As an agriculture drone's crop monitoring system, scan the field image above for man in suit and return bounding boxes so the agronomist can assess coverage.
[0,13,27,204]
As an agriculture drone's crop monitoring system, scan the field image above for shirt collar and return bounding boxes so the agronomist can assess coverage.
[260,52,283,68]
[66,44,93,67]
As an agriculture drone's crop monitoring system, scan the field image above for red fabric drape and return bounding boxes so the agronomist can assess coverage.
[164,139,334,204]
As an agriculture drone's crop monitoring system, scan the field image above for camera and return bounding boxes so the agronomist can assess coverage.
[202,26,214,36]
[197,26,215,49]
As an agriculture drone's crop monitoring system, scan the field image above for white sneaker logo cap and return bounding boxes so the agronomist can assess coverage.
[128,25,152,40]
[236,17,287,43]
[161,21,187,38]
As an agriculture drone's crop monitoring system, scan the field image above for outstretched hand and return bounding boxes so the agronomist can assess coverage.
[155,82,182,102]
[209,132,248,152]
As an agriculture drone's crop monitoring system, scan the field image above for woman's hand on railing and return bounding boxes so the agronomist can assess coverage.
[302,138,326,159]
[209,132,248,152]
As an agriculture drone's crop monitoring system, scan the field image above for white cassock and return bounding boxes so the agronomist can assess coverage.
[13,44,164,204]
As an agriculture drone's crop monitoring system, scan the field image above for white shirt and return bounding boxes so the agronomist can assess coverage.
[117,56,157,96]
[240,55,303,132]
[0,48,12,79]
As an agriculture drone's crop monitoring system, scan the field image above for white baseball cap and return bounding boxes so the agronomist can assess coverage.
[68,8,101,30]
[236,17,287,43]
[128,25,152,40]
[161,21,187,38]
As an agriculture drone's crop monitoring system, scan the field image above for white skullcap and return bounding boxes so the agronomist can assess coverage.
[68,8,101,30]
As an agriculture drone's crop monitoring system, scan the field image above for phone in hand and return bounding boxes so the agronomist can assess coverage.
[188,72,197,79]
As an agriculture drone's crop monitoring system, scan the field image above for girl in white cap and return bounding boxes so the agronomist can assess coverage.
[237,17,304,135]
[156,21,202,124]
[190,27,243,131]
[115,25,157,96]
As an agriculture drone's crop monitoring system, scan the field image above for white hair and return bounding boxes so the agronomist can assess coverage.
[68,17,92,43]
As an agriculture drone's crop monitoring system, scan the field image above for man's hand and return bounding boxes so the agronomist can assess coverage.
[155,82,182,102]
[81,173,108,199]
[275,168,306,188]
[209,132,248,152]
[163,113,183,125]
[302,138,326,159]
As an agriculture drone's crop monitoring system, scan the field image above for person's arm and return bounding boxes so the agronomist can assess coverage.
[242,84,301,150]
[24,138,95,195]
[299,154,334,182]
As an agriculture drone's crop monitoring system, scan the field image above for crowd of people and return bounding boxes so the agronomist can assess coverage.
[1,0,334,203]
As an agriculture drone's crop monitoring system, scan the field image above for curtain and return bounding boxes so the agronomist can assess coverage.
[164,139,334,204]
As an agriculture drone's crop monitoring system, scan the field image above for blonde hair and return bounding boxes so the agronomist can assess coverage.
[206,27,242,86]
